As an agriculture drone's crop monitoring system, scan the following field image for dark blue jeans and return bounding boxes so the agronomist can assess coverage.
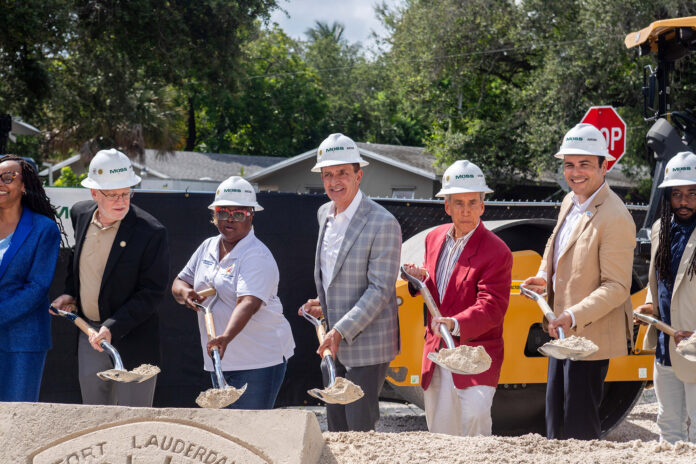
[0,350,46,402]
[210,358,287,410]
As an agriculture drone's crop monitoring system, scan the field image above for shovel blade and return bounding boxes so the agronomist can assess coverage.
[538,343,596,361]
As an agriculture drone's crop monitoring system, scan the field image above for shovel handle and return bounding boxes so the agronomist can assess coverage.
[633,311,677,336]
[198,287,216,298]
[72,316,98,337]
[315,322,334,359]
[205,312,217,339]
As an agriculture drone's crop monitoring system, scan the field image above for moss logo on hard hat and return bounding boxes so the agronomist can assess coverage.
[673,167,691,172]
[455,174,474,179]
[325,147,344,153]
[224,188,241,193]
[109,167,128,174]
[566,136,583,141]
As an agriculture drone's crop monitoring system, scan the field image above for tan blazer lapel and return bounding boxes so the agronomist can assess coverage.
[673,227,696,294]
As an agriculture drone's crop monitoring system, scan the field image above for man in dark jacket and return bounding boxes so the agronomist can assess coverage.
[52,149,169,406]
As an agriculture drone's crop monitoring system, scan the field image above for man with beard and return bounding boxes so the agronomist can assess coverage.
[635,151,696,443]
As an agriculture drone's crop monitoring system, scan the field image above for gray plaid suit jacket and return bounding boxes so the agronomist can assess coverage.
[314,194,401,367]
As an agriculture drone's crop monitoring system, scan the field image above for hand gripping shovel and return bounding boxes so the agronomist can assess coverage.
[50,306,159,383]
[301,306,364,404]
[193,287,247,409]
[633,311,696,362]
[400,266,492,375]
[520,286,598,360]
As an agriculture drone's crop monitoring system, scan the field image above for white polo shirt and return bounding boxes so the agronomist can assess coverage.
[178,229,295,371]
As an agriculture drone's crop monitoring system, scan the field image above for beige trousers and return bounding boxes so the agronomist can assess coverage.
[424,365,496,436]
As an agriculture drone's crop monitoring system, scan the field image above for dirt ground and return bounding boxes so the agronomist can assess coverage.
[315,390,696,463]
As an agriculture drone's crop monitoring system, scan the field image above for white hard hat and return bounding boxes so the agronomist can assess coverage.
[658,151,696,188]
[208,176,263,211]
[81,149,141,190]
[311,133,368,172]
[436,160,493,197]
[554,123,616,161]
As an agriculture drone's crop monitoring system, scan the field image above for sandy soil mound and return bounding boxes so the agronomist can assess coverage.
[319,400,694,463]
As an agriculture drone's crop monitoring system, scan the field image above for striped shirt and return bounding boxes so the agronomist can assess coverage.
[435,222,478,302]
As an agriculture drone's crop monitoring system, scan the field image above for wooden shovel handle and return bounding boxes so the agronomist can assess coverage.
[634,312,677,336]
[420,286,444,319]
[204,313,217,339]
[315,323,333,359]
[73,316,98,337]
[198,287,216,298]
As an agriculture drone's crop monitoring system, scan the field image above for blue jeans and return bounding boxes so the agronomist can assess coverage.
[0,350,46,402]
[210,359,287,410]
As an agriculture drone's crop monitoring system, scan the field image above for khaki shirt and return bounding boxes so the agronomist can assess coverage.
[79,211,120,321]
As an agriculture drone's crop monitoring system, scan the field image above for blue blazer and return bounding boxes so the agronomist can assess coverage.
[0,208,61,352]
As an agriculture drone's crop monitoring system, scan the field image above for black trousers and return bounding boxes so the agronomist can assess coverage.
[546,357,609,440]
[321,356,390,432]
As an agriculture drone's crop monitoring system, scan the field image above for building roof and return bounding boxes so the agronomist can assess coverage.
[134,149,281,181]
[246,144,439,182]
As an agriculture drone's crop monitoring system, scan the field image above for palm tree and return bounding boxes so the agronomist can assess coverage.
[305,21,345,43]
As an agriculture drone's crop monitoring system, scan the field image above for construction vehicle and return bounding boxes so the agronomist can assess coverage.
[385,16,696,436]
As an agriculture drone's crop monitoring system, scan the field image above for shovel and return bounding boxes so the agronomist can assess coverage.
[50,306,159,383]
[633,311,696,362]
[301,306,364,404]
[193,287,247,409]
[520,286,598,360]
[400,265,492,375]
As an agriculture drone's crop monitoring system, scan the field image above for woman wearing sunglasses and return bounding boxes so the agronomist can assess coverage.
[0,155,64,402]
[172,176,295,409]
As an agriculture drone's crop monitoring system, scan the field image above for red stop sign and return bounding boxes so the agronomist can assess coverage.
[581,106,626,172]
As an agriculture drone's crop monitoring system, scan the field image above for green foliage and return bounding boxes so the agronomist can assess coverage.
[53,166,86,187]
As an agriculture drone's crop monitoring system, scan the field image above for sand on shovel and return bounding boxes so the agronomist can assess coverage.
[196,384,248,409]
[435,345,492,374]
[98,364,161,383]
[315,377,364,405]
[546,335,598,356]
[676,333,696,358]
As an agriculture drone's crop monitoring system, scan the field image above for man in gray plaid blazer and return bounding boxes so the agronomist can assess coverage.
[301,133,401,431]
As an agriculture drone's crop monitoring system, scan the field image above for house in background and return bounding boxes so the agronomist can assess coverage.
[247,142,441,199]
[132,149,280,191]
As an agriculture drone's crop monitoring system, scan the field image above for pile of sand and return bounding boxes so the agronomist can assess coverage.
[318,399,696,463]
[436,345,491,374]
[547,335,598,352]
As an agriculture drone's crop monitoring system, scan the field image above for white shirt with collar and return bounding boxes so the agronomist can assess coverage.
[537,182,606,327]
[178,229,295,371]
[320,189,363,295]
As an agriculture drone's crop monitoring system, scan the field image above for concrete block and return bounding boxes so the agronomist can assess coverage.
[0,402,323,464]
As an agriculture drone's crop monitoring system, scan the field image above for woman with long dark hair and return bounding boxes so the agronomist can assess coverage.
[0,154,64,402]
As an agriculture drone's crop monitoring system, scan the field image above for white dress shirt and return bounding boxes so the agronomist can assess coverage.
[537,182,605,327]
[320,190,363,295]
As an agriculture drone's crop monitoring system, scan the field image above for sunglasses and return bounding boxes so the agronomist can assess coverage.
[216,207,252,222]
[0,171,20,185]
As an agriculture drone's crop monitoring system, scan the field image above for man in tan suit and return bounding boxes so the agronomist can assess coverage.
[635,151,696,443]
[523,123,635,440]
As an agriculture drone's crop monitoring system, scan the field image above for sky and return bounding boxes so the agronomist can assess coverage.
[269,0,404,48]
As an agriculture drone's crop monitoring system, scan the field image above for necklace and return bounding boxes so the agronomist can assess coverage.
[220,238,230,257]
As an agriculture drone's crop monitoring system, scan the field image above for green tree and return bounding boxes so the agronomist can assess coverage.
[53,166,86,187]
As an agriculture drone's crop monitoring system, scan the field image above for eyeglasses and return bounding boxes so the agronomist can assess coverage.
[98,190,134,201]
[0,171,20,185]
[216,207,252,222]
[670,191,696,201]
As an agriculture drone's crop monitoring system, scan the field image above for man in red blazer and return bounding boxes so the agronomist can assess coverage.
[404,160,512,436]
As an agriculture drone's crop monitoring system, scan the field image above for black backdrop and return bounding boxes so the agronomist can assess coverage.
[39,191,644,407]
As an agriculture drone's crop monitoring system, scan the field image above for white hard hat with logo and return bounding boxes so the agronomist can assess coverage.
[208,176,263,211]
[658,151,696,188]
[436,160,493,197]
[554,123,616,161]
[81,148,141,190]
[311,133,369,172]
